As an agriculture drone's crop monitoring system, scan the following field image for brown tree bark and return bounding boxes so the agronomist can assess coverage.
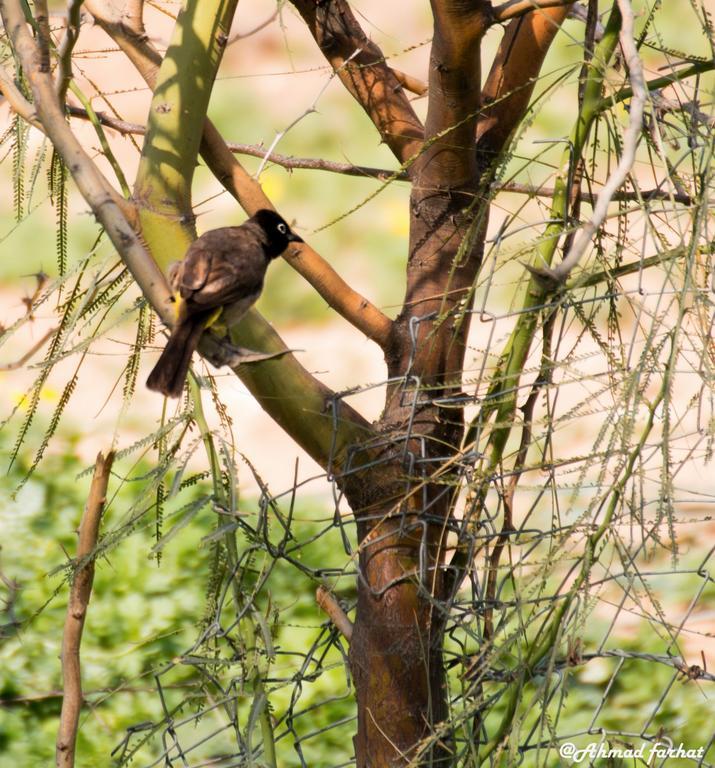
[331,4,574,765]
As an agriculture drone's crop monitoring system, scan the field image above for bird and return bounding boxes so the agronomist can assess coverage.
[146,209,303,398]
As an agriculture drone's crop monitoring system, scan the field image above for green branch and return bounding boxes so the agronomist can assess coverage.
[134,0,239,269]
[131,0,375,475]
[605,59,715,109]
[68,81,130,197]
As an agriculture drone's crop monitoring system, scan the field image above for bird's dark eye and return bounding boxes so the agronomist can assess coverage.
[277,223,287,234]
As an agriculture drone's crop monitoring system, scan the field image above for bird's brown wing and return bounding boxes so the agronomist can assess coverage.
[175,227,267,314]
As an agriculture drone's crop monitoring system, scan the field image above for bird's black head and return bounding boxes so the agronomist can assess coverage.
[252,209,303,258]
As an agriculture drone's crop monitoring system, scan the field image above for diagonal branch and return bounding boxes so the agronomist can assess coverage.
[290,0,424,164]
[477,3,574,156]
[198,124,393,346]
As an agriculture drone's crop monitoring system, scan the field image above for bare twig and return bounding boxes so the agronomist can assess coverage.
[227,8,278,45]
[255,48,362,179]
[0,327,57,370]
[316,586,353,641]
[550,0,646,282]
[63,106,693,205]
[56,451,114,768]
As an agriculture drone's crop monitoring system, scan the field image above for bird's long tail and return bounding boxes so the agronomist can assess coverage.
[146,318,206,398]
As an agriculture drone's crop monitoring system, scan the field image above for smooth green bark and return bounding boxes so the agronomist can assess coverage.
[134,0,238,269]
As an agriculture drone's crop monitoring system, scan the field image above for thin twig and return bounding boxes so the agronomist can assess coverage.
[56,451,114,768]
[0,327,57,370]
[550,0,647,282]
[256,48,362,179]
[227,8,278,44]
[68,81,131,196]
[316,586,353,641]
[62,106,692,205]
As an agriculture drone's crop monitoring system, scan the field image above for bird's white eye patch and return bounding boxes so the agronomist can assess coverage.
[277,223,287,234]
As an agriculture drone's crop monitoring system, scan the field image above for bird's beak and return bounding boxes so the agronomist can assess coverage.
[287,231,304,244]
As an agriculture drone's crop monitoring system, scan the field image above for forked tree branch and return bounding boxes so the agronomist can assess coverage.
[81,0,377,474]
[84,0,391,348]
[56,451,114,768]
[2,0,374,476]
[392,0,492,398]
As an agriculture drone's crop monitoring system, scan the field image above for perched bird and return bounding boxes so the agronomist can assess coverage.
[146,209,303,398]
